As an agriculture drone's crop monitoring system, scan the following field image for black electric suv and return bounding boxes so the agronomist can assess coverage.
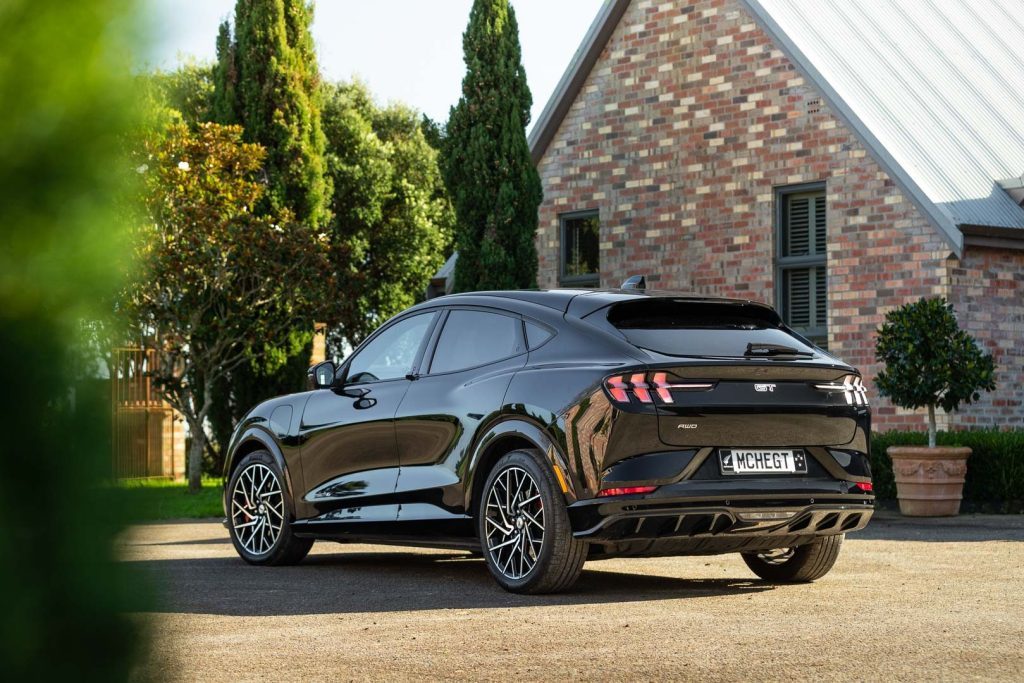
[224,286,873,594]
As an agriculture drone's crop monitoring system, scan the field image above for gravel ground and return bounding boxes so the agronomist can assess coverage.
[121,512,1024,682]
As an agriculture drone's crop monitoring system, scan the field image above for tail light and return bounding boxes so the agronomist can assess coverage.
[604,372,714,405]
[814,374,869,406]
[597,486,657,497]
[851,481,873,493]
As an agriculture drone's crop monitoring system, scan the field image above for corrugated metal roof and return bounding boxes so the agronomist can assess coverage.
[745,0,1024,240]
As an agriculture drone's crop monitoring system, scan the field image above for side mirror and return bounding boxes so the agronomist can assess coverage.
[307,361,336,390]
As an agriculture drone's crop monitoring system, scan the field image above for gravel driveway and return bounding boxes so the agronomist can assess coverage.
[121,512,1024,682]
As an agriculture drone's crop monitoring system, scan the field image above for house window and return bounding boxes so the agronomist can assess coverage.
[776,184,827,347]
[560,211,600,286]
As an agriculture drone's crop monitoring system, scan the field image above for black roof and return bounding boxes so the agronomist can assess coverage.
[438,288,775,318]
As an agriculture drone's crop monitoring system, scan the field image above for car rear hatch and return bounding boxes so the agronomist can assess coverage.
[589,297,863,448]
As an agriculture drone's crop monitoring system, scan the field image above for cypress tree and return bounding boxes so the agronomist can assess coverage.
[443,0,542,292]
[211,21,237,124]
[214,0,330,227]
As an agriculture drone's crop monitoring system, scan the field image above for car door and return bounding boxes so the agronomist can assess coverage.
[393,307,528,533]
[296,311,438,522]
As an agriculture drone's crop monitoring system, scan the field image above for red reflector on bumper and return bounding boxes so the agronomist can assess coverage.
[852,481,873,492]
[597,486,658,497]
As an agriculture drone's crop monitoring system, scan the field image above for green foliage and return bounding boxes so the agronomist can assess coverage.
[870,430,1024,512]
[0,0,144,677]
[875,297,996,414]
[443,0,542,292]
[215,0,331,228]
[321,82,453,350]
[147,61,215,128]
[124,122,330,489]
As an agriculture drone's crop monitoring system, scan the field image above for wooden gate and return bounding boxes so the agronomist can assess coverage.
[111,347,184,479]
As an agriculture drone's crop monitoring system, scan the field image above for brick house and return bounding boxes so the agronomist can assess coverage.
[528,0,1024,430]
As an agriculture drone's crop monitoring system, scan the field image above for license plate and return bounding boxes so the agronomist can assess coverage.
[719,449,807,475]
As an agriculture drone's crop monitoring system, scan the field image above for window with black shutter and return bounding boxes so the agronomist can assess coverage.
[776,184,827,347]
[559,211,600,286]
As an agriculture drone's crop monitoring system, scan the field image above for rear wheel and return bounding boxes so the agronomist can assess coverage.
[478,450,587,594]
[741,534,844,582]
[227,450,313,566]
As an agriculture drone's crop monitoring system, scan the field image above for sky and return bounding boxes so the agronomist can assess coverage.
[142,0,605,130]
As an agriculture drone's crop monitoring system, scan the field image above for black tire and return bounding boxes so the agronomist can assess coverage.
[477,449,587,594]
[742,534,844,582]
[227,450,313,566]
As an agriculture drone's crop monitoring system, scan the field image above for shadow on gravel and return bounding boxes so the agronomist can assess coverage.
[124,551,772,616]
[855,514,1024,543]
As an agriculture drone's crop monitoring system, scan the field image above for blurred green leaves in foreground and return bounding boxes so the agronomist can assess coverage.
[0,0,146,678]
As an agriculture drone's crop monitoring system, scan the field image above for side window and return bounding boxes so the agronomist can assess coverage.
[346,313,436,383]
[430,310,525,374]
[525,321,553,349]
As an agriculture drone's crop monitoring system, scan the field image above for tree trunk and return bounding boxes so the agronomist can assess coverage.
[927,404,937,449]
[187,420,206,493]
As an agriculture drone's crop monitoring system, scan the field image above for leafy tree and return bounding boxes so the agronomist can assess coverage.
[124,123,329,491]
[0,0,144,677]
[148,61,216,128]
[210,0,332,461]
[875,297,997,448]
[443,0,541,292]
[321,81,452,352]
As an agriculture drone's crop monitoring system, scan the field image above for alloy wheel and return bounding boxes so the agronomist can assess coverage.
[483,465,545,580]
[756,547,796,565]
[231,462,285,556]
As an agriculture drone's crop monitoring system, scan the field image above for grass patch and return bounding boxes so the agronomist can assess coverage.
[113,477,224,522]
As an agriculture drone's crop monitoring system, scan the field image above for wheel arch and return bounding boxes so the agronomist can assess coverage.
[465,418,577,516]
[223,427,293,516]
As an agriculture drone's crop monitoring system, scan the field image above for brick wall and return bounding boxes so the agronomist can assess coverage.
[947,248,1024,428]
[535,0,1021,430]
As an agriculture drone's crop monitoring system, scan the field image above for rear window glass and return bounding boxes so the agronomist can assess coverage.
[604,300,819,358]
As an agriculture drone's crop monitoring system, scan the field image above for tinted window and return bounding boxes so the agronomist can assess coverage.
[347,313,435,383]
[605,300,818,358]
[525,321,553,349]
[430,310,524,373]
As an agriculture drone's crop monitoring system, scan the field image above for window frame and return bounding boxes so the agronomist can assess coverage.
[558,209,601,287]
[421,306,528,377]
[340,310,441,386]
[774,182,828,347]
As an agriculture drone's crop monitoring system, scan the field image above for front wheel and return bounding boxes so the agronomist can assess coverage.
[227,450,313,566]
[741,534,844,582]
[478,450,587,594]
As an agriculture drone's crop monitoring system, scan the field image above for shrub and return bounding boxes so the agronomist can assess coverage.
[874,297,996,447]
[871,430,1024,513]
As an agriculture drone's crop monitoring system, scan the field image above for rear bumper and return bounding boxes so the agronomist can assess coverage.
[568,486,873,557]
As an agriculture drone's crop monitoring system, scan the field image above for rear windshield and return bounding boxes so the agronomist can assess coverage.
[604,299,819,358]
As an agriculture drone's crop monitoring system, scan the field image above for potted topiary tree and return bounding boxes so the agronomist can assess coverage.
[874,297,996,516]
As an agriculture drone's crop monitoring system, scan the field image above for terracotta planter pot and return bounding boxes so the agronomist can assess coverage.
[887,446,971,517]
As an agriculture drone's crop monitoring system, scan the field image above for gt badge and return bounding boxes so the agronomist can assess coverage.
[754,383,776,392]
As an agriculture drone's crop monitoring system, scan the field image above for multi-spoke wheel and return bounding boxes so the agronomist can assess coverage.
[231,462,284,556]
[227,451,312,566]
[742,534,844,582]
[478,450,587,594]
[483,466,545,580]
